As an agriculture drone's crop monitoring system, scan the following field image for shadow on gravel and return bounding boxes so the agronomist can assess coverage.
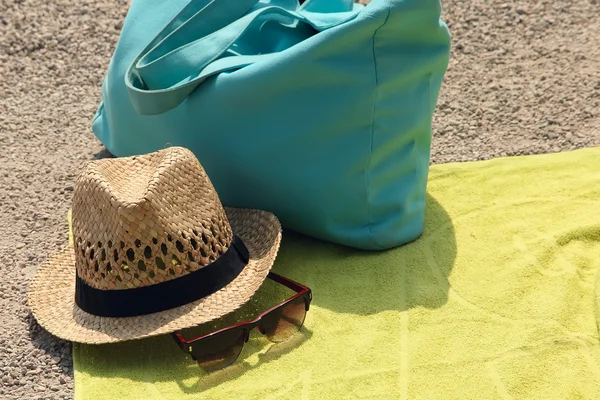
[26,313,74,376]
[93,148,115,160]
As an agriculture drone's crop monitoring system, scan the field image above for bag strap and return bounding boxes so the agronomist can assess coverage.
[125,0,362,115]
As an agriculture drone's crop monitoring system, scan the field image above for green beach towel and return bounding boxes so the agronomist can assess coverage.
[73,148,600,399]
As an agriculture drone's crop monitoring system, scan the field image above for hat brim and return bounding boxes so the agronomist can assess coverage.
[27,207,281,344]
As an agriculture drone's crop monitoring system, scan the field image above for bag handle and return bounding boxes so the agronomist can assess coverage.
[125,0,362,115]
[124,0,259,114]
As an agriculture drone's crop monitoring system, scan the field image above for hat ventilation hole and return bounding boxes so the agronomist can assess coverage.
[161,243,168,256]
[175,241,184,253]
[113,249,118,262]
[126,248,134,262]
[101,249,106,261]
[144,246,152,259]
[89,249,94,260]
[156,257,166,270]
[152,237,158,245]
[171,254,181,266]
[107,241,112,248]
[134,239,141,248]
[137,260,146,271]
[190,238,197,250]
[120,241,125,250]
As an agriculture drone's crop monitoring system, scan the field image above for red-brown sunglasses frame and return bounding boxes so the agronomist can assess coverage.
[172,272,312,359]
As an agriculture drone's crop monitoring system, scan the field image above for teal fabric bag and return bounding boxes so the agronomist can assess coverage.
[92,0,451,250]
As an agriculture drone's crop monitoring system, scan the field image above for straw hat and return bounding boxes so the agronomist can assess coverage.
[27,146,281,344]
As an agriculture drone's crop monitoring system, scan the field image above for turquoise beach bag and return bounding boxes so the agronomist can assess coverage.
[92,0,451,250]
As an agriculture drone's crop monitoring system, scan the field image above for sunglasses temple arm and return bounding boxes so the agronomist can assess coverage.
[305,291,312,311]
[171,332,186,350]
[268,272,309,293]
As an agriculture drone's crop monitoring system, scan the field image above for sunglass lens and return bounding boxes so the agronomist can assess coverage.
[189,327,245,372]
[263,296,307,343]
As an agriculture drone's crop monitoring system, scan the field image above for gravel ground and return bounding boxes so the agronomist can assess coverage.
[1,0,599,399]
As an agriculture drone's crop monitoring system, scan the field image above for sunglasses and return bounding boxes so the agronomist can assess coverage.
[172,272,312,372]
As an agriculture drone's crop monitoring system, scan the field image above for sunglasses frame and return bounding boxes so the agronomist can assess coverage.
[172,272,312,361]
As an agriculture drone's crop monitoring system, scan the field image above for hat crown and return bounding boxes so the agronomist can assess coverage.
[71,147,233,290]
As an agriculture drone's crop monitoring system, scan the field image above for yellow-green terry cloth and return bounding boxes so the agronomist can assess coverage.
[72,148,600,399]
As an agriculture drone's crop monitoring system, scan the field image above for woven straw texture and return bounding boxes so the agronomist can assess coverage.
[27,147,281,344]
